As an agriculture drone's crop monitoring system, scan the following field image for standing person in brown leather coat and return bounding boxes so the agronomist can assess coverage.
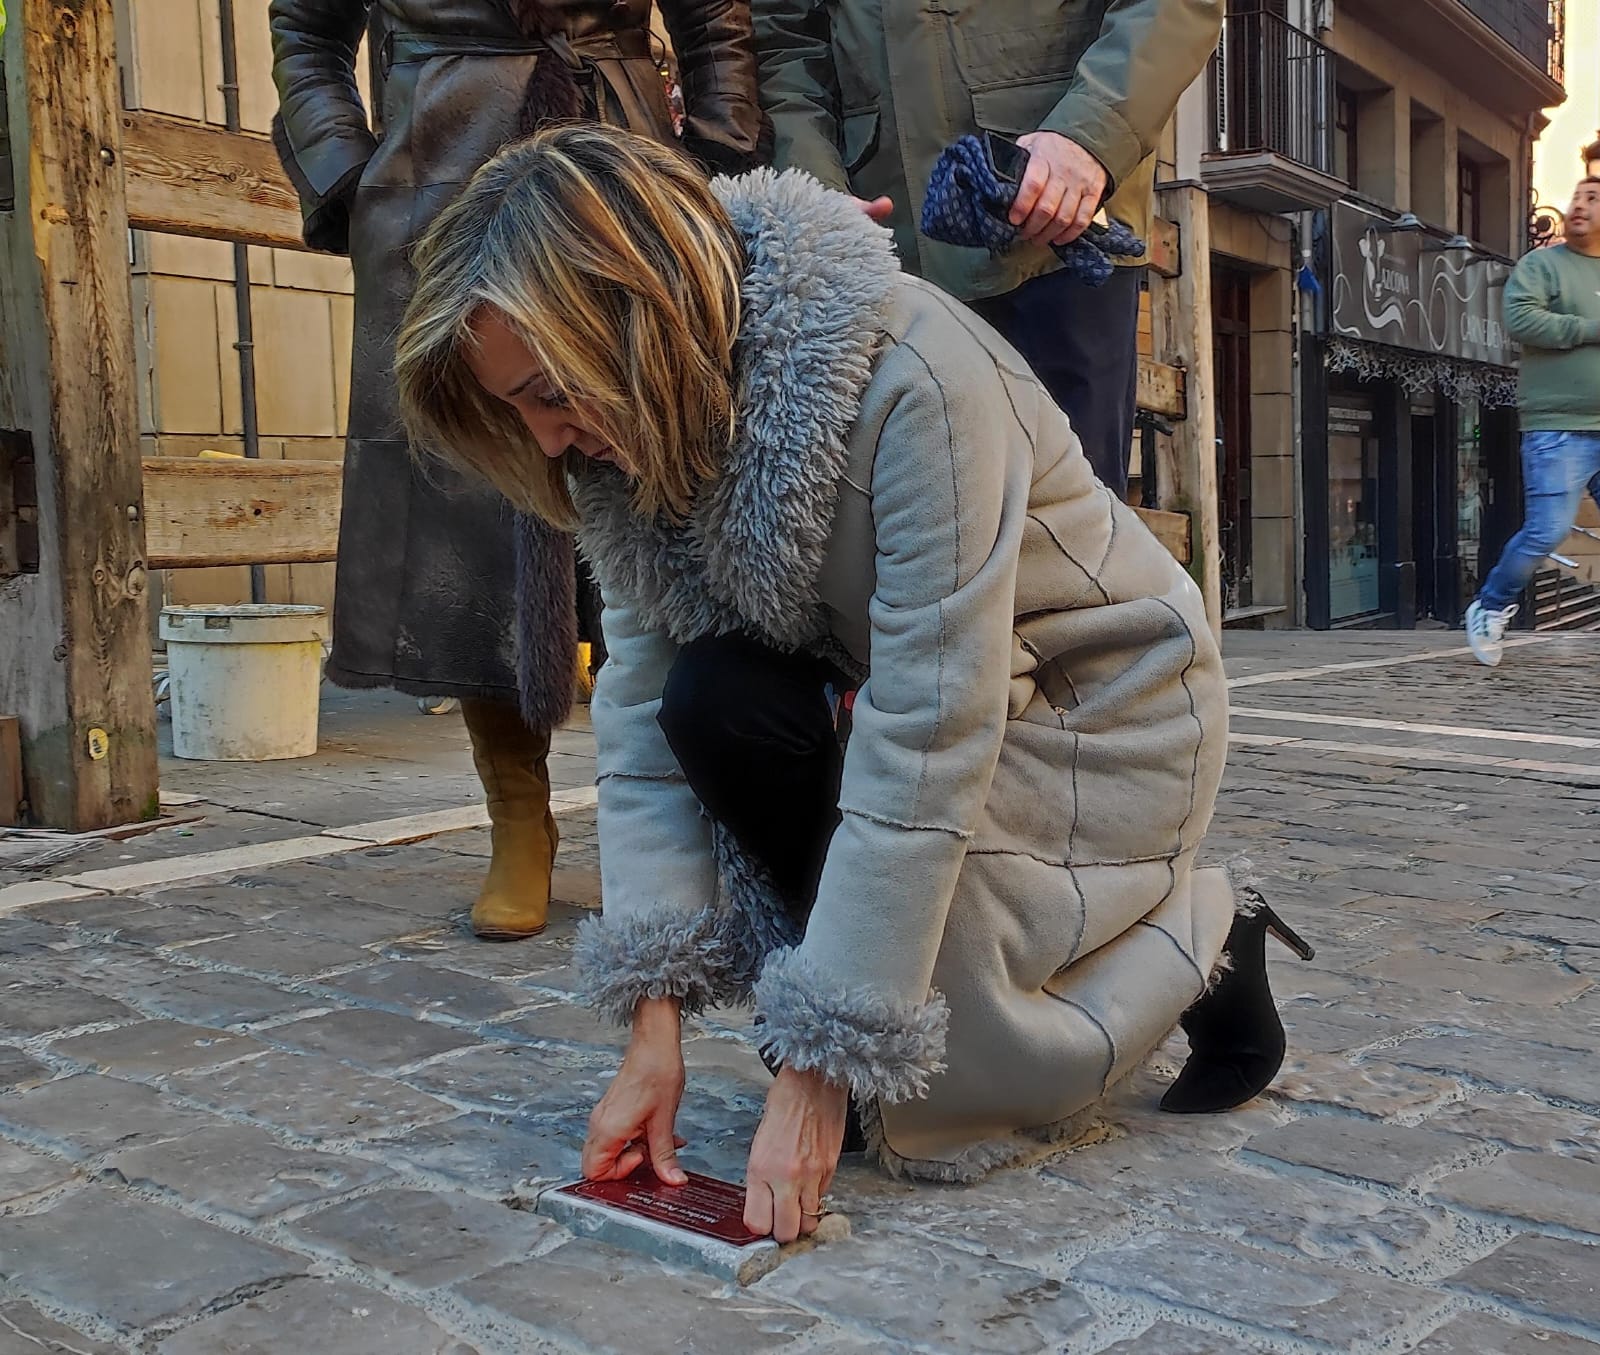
[269,0,763,941]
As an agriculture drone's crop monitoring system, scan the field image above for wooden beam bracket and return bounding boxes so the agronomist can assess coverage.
[142,457,343,569]
[122,112,307,251]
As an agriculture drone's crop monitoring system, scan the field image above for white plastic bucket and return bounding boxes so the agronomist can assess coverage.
[159,604,329,761]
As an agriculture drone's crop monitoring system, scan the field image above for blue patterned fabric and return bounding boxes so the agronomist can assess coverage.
[920,135,1144,288]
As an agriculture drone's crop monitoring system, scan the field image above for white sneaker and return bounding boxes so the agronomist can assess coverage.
[1465,599,1518,667]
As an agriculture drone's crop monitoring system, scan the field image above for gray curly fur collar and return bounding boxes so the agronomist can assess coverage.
[571,170,899,649]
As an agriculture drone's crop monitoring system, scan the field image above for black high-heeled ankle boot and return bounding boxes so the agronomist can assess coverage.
[1160,894,1315,1115]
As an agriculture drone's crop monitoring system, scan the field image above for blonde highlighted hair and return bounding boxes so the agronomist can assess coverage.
[396,124,744,527]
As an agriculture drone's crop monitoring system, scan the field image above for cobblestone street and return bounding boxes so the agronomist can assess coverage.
[0,632,1596,1354]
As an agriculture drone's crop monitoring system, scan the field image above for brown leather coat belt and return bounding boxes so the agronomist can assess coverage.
[381,28,654,77]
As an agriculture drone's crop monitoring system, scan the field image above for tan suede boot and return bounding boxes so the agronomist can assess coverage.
[460,698,558,941]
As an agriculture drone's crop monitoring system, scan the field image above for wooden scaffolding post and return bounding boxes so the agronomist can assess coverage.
[0,0,158,828]
[1153,182,1222,639]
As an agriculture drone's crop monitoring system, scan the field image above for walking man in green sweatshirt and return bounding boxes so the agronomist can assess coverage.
[1466,177,1600,666]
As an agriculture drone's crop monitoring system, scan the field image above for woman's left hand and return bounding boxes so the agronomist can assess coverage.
[744,1066,850,1243]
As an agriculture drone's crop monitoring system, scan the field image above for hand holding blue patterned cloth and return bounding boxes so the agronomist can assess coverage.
[920,135,1144,288]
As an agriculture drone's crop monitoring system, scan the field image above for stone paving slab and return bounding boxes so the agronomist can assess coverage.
[120,968,326,1029]
[0,1048,53,1093]
[0,1301,125,1354]
[287,1187,558,1288]
[50,1019,263,1078]
[259,1007,485,1072]
[0,1190,305,1333]
[177,928,378,979]
[1445,1233,1600,1329]
[0,1140,75,1207]
[317,960,535,1024]
[0,1074,220,1161]
[456,1241,823,1354]
[1432,1150,1600,1237]
[1240,1117,1486,1192]
[0,978,137,1039]
[155,1279,477,1355]
[1407,1314,1600,1355]
[1073,1231,1449,1349]
[0,635,1596,1353]
[368,1111,585,1197]
[164,1050,456,1141]
[758,1232,1097,1353]
[102,1124,395,1222]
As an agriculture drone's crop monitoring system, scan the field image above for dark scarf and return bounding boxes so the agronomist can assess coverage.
[504,0,596,135]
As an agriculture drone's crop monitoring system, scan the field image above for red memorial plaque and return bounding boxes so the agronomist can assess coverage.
[554,1166,767,1246]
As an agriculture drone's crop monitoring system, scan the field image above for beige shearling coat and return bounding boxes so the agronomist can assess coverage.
[569,169,1236,1180]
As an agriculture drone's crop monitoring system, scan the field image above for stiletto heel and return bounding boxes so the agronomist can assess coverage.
[1159,892,1316,1116]
[1261,902,1315,962]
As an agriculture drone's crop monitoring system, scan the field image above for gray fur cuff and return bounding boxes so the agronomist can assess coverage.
[752,948,949,1104]
[575,905,731,1027]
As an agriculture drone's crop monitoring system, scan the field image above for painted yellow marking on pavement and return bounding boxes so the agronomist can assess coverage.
[1232,707,1600,750]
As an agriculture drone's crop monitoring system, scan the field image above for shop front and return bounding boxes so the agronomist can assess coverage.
[1303,201,1520,629]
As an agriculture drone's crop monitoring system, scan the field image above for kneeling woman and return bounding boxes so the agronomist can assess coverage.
[397,126,1312,1242]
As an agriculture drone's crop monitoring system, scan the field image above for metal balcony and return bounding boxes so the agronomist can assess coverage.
[1336,0,1564,113]
[1456,0,1564,82]
[1201,9,1345,216]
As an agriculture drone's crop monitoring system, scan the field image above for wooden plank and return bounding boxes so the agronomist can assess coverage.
[142,457,343,568]
[1133,506,1192,566]
[1136,357,1186,420]
[0,716,22,825]
[1146,215,1181,278]
[122,112,307,251]
[1153,184,1222,640]
[0,0,158,829]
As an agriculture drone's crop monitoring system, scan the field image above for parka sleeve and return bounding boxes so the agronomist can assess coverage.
[752,336,1029,1103]
[658,0,766,174]
[573,594,726,1026]
[1504,253,1600,350]
[1039,0,1222,195]
[751,0,850,190]
[268,0,378,254]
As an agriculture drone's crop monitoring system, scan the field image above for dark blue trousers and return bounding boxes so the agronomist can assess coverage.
[971,264,1143,499]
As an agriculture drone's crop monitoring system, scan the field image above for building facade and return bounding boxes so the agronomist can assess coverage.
[1163,0,1567,629]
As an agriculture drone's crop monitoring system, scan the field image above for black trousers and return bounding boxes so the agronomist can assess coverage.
[970,264,1143,499]
[657,633,846,917]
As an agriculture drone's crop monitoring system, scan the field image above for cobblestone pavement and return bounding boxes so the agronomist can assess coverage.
[1,633,1597,1353]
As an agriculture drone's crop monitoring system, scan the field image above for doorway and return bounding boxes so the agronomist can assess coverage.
[1410,402,1459,623]
[1213,264,1254,613]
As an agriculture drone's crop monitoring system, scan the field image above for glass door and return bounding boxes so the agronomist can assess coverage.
[1327,393,1381,620]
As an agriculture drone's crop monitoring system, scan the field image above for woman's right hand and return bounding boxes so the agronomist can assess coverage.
[581,997,688,1185]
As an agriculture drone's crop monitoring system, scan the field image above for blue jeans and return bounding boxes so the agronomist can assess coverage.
[1477,431,1600,610]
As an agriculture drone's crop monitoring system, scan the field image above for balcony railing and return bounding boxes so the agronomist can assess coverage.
[1209,9,1336,177]
[1456,0,1564,81]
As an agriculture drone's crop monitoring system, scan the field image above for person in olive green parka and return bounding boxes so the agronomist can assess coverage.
[754,0,1222,495]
